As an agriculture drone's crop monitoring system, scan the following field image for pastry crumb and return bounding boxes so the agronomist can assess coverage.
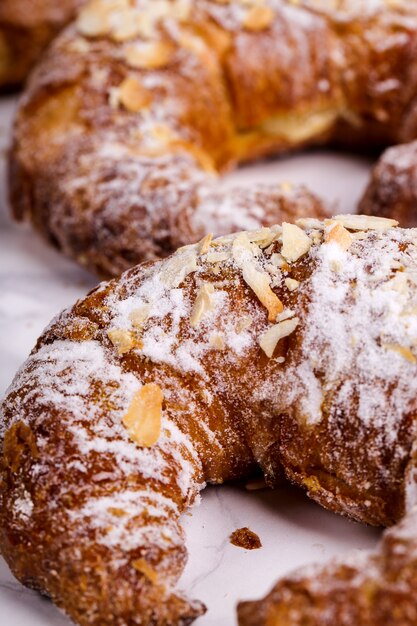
[230,527,262,550]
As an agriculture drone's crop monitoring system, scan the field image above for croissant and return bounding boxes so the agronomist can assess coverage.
[2,214,417,625]
[0,0,84,89]
[10,0,417,277]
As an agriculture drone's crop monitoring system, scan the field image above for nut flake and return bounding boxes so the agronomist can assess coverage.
[324,222,352,251]
[198,233,213,255]
[190,283,215,327]
[233,233,283,321]
[281,222,312,263]
[259,317,299,358]
[383,343,416,363]
[77,3,111,37]
[235,315,253,333]
[123,383,164,448]
[118,76,152,112]
[285,278,300,292]
[333,214,398,231]
[124,41,173,70]
[243,5,274,30]
[107,329,137,354]
[130,305,151,328]
[209,333,226,349]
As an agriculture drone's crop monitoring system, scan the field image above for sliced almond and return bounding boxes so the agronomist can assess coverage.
[132,558,159,584]
[333,214,398,231]
[281,223,312,263]
[198,233,213,255]
[285,278,300,292]
[161,250,198,288]
[190,283,215,327]
[382,343,416,363]
[124,41,173,70]
[204,251,230,264]
[173,0,192,21]
[130,305,151,328]
[324,222,352,251]
[107,329,136,354]
[243,5,274,31]
[118,76,152,112]
[259,317,299,358]
[233,233,283,322]
[295,217,324,230]
[209,333,226,350]
[235,315,253,333]
[77,4,110,37]
[243,265,283,321]
[111,10,144,42]
[123,383,163,448]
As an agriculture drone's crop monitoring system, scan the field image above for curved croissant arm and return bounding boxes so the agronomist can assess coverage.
[360,141,417,229]
[237,506,417,626]
[0,0,84,89]
[10,0,417,276]
[2,214,417,624]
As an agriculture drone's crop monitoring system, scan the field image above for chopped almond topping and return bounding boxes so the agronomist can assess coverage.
[209,333,226,350]
[232,233,283,322]
[243,265,283,321]
[161,250,198,288]
[123,383,164,448]
[295,217,323,230]
[111,10,144,42]
[324,222,352,251]
[333,214,398,231]
[107,329,136,354]
[259,317,299,358]
[281,223,312,263]
[190,283,215,327]
[130,305,151,328]
[204,251,230,264]
[77,4,110,37]
[235,315,253,333]
[124,41,173,70]
[132,558,159,584]
[118,76,153,113]
[199,233,213,255]
[285,278,300,292]
[383,343,416,363]
[243,5,274,30]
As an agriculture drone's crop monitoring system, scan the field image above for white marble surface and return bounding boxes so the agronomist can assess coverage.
[0,95,381,625]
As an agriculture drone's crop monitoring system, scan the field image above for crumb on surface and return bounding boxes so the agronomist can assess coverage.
[230,527,262,550]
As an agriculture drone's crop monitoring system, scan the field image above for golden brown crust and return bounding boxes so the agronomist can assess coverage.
[237,510,417,626]
[11,0,417,277]
[2,216,417,624]
[0,0,85,88]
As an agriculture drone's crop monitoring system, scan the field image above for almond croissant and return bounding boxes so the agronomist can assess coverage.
[2,215,417,625]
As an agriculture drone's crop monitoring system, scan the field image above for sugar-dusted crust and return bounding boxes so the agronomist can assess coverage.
[0,0,85,89]
[10,0,417,276]
[237,509,417,626]
[360,140,417,228]
[2,215,417,624]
